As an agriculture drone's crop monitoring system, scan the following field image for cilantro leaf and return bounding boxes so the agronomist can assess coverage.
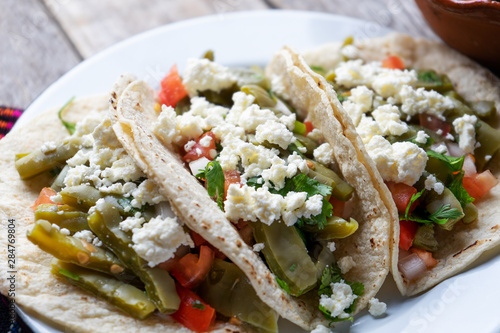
[117,197,149,216]
[318,263,365,322]
[191,300,205,310]
[287,142,305,158]
[404,203,463,225]
[197,161,225,210]
[404,189,425,220]
[426,150,464,173]
[297,199,333,229]
[418,70,442,85]
[246,176,264,189]
[58,97,76,134]
[276,277,291,294]
[448,171,475,208]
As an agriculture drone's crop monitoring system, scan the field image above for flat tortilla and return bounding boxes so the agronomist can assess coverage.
[111,55,391,328]
[0,95,249,333]
[302,32,500,296]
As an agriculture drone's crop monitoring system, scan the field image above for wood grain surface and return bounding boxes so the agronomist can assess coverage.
[1,0,438,109]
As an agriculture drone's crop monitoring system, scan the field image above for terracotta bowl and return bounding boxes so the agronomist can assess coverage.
[415,0,500,73]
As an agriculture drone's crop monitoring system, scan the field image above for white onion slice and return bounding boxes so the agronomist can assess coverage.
[398,253,427,281]
[463,154,477,177]
[189,157,211,176]
[446,142,466,157]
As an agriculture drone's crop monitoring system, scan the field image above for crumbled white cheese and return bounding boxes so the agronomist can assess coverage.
[40,141,58,154]
[255,120,296,149]
[371,104,408,136]
[348,85,373,113]
[73,230,97,244]
[398,85,454,117]
[311,324,331,333]
[356,115,382,144]
[452,114,477,154]
[131,179,165,208]
[182,58,237,96]
[184,140,196,152]
[415,130,429,144]
[282,193,323,226]
[313,143,334,166]
[337,256,356,274]
[307,128,324,142]
[73,111,104,137]
[486,155,492,162]
[224,184,283,225]
[327,241,336,252]
[365,135,427,185]
[341,44,359,59]
[342,100,365,127]
[199,135,213,148]
[368,297,387,317]
[261,156,299,190]
[227,92,279,132]
[424,174,444,195]
[252,243,265,252]
[154,105,181,145]
[60,228,70,236]
[319,280,358,319]
[371,69,417,98]
[434,143,448,154]
[334,59,379,88]
[131,216,193,267]
[120,215,146,232]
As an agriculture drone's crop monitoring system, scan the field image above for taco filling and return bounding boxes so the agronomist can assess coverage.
[15,96,279,332]
[150,55,368,322]
[307,38,500,284]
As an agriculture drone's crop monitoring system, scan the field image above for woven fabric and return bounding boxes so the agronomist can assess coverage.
[0,107,23,139]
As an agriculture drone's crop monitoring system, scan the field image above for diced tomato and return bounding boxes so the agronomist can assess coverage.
[188,230,227,260]
[463,170,498,199]
[183,132,217,163]
[31,187,58,211]
[410,247,438,269]
[399,220,418,251]
[170,245,215,289]
[224,169,241,199]
[419,114,451,137]
[171,284,216,333]
[385,181,419,214]
[158,64,188,107]
[382,55,405,70]
[329,197,345,217]
[304,121,314,136]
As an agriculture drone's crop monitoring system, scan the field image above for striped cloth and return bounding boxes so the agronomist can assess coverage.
[0,107,23,139]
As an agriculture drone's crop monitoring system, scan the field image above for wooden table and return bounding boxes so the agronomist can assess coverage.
[1,0,438,110]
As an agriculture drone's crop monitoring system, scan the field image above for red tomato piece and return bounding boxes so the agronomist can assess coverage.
[399,220,419,251]
[31,187,58,211]
[158,64,188,107]
[410,247,438,269]
[329,197,345,217]
[170,245,215,289]
[188,230,227,260]
[304,121,314,136]
[171,284,216,333]
[224,169,241,199]
[385,181,419,214]
[463,170,498,199]
[419,114,451,137]
[183,132,217,163]
[382,55,405,70]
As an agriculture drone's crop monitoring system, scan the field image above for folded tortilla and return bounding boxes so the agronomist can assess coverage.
[302,33,500,296]
[111,50,391,329]
[0,95,251,333]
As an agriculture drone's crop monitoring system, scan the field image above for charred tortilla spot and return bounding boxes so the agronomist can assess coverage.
[194,203,200,208]
[218,236,225,242]
[453,240,479,257]
[370,238,375,247]
[111,92,117,99]
[202,224,209,230]
[491,225,500,230]
[236,240,242,248]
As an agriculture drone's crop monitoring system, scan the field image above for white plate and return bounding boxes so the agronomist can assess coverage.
[14,10,500,333]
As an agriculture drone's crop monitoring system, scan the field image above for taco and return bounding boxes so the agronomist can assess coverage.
[0,85,277,332]
[110,51,391,329]
[302,33,500,296]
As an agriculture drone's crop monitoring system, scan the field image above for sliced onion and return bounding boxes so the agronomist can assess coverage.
[155,201,176,219]
[398,253,427,282]
[189,157,211,176]
[463,154,477,177]
[446,142,465,157]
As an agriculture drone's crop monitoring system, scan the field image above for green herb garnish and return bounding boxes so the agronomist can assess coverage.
[276,277,291,294]
[117,197,149,216]
[196,160,225,210]
[289,264,297,272]
[418,70,443,85]
[191,300,205,310]
[58,97,76,134]
[403,188,463,224]
[318,263,364,322]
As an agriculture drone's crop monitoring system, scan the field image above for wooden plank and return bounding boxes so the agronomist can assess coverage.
[43,0,270,58]
[268,0,438,39]
[0,0,82,109]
